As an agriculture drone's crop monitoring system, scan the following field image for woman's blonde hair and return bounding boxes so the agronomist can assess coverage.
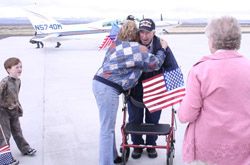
[117,20,139,42]
[205,16,241,50]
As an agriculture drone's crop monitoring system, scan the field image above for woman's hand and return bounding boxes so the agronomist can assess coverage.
[8,103,18,110]
[139,45,148,53]
[8,105,16,110]
[160,39,168,49]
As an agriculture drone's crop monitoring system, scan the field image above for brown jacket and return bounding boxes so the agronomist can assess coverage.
[0,76,23,116]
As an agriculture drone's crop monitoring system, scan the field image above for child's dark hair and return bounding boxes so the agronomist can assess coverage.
[4,57,21,71]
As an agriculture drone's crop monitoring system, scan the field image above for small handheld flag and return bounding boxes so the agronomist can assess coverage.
[99,23,120,50]
[142,68,185,113]
[0,125,15,165]
[0,145,14,165]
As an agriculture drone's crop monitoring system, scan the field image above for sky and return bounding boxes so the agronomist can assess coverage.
[0,0,249,20]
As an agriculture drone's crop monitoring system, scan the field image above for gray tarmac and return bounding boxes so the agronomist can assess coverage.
[1,33,250,165]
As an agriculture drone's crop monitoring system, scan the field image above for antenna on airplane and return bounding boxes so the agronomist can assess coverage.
[160,13,163,21]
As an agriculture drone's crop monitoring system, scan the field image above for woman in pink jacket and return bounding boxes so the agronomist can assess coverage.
[178,16,250,165]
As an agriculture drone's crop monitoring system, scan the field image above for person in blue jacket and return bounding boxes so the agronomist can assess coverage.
[127,18,179,159]
[92,20,168,165]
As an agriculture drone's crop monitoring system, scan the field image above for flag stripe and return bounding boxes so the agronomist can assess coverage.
[143,80,165,92]
[99,36,113,50]
[0,145,10,154]
[143,84,166,95]
[144,88,186,102]
[0,145,8,151]
[144,88,169,98]
[99,37,109,49]
[145,92,186,107]
[101,39,111,49]
[142,74,163,86]
[148,99,184,113]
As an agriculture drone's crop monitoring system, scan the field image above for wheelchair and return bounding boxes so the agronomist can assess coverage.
[119,92,176,165]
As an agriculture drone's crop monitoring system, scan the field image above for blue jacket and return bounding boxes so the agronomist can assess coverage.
[94,39,166,93]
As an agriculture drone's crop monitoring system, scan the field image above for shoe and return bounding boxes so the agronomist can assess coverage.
[131,148,143,159]
[147,148,157,158]
[114,147,130,164]
[23,148,37,156]
[114,156,122,164]
[10,159,19,165]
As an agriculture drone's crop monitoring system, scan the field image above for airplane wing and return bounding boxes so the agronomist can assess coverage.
[40,33,60,42]
[30,33,60,41]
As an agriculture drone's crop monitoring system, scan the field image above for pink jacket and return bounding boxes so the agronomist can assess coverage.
[178,50,250,165]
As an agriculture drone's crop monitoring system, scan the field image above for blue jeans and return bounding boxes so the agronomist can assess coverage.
[92,80,119,165]
[127,99,161,145]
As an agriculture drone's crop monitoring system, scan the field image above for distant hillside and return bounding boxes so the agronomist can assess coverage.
[180,18,250,26]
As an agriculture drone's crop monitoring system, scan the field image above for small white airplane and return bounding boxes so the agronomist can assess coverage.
[152,13,182,34]
[154,20,181,34]
[25,10,181,49]
[24,9,121,48]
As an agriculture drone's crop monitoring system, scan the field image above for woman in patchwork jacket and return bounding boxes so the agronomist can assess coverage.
[92,20,168,165]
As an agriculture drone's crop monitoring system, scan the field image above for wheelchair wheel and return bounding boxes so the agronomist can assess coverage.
[121,147,130,165]
[166,146,174,165]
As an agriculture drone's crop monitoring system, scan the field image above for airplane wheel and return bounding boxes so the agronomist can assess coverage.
[121,147,130,165]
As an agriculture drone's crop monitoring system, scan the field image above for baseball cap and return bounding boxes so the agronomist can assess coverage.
[139,18,155,31]
[127,15,135,21]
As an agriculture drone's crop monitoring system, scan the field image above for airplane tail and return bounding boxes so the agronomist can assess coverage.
[98,23,120,50]
[24,9,63,34]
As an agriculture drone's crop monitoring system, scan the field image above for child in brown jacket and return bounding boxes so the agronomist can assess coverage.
[0,57,36,164]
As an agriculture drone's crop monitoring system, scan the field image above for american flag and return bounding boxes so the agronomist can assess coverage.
[98,35,115,50]
[99,23,120,50]
[0,145,14,165]
[142,68,185,113]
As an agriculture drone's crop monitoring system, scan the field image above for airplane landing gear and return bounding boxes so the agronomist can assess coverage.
[55,42,61,48]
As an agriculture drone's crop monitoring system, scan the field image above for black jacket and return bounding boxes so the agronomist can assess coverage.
[130,35,179,101]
